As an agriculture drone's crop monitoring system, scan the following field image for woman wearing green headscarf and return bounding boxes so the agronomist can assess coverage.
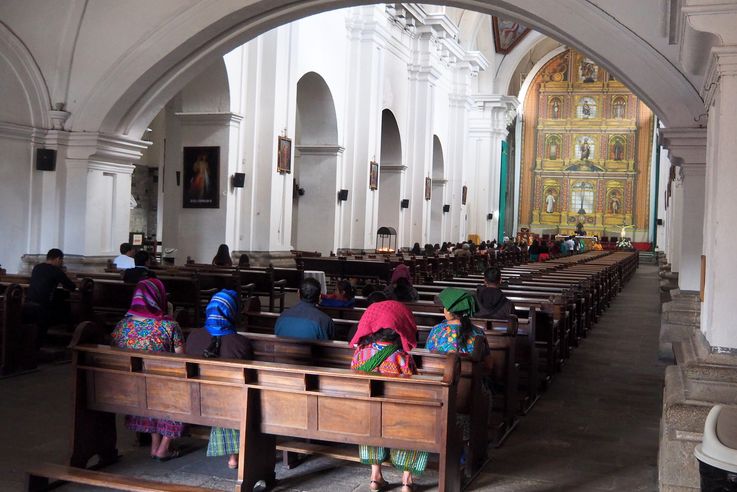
[426,287,485,354]
[427,287,492,469]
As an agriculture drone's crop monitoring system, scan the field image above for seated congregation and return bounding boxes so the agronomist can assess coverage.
[14,239,638,491]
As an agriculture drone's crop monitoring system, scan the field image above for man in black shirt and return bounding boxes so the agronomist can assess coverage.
[25,248,77,347]
[475,266,515,319]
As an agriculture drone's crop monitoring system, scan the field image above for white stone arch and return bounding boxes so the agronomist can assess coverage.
[378,109,403,246]
[0,21,51,128]
[430,135,446,244]
[69,0,707,140]
[292,71,340,255]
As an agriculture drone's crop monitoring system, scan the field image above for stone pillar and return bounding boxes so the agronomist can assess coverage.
[660,128,706,292]
[342,8,385,251]
[466,95,518,242]
[700,47,737,350]
[405,31,438,247]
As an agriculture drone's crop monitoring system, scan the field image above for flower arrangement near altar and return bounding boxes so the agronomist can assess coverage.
[617,237,633,249]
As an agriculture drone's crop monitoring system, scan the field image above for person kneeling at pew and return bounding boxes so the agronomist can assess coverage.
[350,300,425,492]
[427,288,493,466]
[186,289,252,469]
[111,279,185,461]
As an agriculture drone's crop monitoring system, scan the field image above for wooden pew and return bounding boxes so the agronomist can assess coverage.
[0,283,32,375]
[67,340,464,492]
[237,269,287,312]
[237,332,489,473]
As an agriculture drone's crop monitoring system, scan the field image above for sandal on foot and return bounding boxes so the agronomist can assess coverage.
[401,483,414,492]
[369,478,388,491]
[154,449,181,462]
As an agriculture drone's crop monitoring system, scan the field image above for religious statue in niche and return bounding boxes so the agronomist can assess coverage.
[610,137,625,161]
[578,97,597,119]
[549,98,561,119]
[547,135,562,160]
[579,137,592,160]
[544,187,558,213]
[612,96,627,119]
[608,189,623,214]
[579,57,598,83]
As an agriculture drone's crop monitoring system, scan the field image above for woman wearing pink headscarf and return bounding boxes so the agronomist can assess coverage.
[383,264,419,302]
[111,278,185,461]
[350,301,424,492]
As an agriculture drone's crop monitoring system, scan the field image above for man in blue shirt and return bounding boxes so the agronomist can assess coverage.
[275,278,335,340]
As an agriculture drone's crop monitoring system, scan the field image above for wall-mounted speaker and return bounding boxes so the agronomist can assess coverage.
[400,199,410,209]
[36,148,56,171]
[443,204,450,213]
[337,189,349,201]
[657,218,664,226]
[486,213,494,221]
[176,171,181,186]
[232,172,246,188]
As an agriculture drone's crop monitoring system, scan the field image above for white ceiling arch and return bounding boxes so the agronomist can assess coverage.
[47,0,707,137]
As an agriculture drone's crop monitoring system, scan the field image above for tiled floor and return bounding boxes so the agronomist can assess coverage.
[0,264,664,491]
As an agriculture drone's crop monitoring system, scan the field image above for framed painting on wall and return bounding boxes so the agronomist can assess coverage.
[425,177,432,200]
[182,146,220,208]
[369,161,379,190]
[277,136,292,174]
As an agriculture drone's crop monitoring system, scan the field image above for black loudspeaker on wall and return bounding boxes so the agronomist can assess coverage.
[36,148,56,171]
[337,189,349,201]
[443,204,450,213]
[657,218,664,226]
[400,199,410,209]
[486,213,494,220]
[232,172,246,188]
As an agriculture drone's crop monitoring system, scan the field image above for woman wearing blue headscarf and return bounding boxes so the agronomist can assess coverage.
[185,289,252,469]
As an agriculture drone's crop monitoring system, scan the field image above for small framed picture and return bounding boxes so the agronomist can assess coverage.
[462,185,468,205]
[183,146,220,208]
[369,161,379,190]
[425,177,432,201]
[277,136,292,174]
[130,232,144,246]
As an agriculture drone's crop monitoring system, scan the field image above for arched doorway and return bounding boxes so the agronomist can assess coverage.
[291,72,340,254]
[430,135,446,245]
[378,109,403,246]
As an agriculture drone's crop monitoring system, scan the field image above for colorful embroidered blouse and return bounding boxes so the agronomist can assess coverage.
[425,320,485,354]
[351,341,416,376]
[111,316,184,353]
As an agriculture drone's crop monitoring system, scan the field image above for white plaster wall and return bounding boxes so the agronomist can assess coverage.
[656,149,670,252]
[0,137,32,271]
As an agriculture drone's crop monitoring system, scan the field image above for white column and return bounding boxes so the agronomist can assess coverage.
[660,128,706,292]
[700,48,737,350]
[342,8,385,252]
[53,132,146,257]
[405,31,438,247]
[466,95,518,242]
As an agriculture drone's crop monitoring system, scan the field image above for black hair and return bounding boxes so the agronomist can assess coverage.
[46,248,64,260]
[213,244,232,266]
[203,336,222,358]
[120,243,133,255]
[483,266,502,285]
[358,328,401,347]
[238,253,250,267]
[300,277,322,304]
[134,250,150,267]
[366,290,388,305]
[336,279,355,300]
[456,314,475,350]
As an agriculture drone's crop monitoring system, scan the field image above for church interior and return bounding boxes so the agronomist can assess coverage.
[1,1,736,491]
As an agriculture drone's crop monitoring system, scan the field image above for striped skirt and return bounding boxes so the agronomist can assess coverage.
[125,415,184,438]
[207,427,240,457]
[358,445,429,475]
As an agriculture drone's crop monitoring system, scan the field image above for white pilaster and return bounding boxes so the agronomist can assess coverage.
[660,128,706,292]
[466,95,518,242]
[700,47,737,350]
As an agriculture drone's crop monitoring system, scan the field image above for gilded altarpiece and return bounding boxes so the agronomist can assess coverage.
[519,49,654,240]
